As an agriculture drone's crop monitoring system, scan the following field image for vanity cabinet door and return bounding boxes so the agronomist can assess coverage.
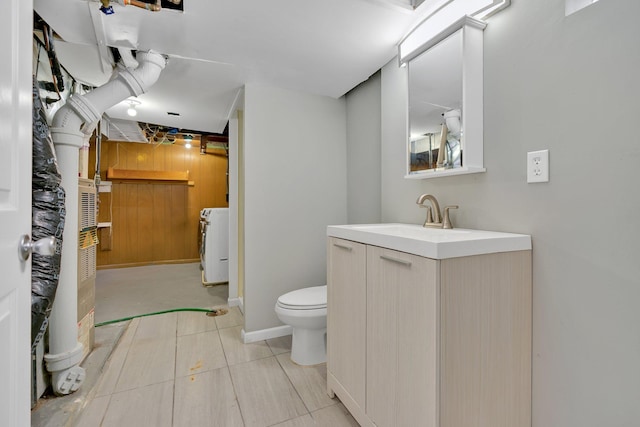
[327,238,367,410]
[366,247,439,427]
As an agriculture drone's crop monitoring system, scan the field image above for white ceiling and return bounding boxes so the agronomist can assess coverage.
[33,0,439,134]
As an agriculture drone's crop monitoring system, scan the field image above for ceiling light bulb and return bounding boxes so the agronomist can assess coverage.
[183,134,193,149]
[127,104,137,117]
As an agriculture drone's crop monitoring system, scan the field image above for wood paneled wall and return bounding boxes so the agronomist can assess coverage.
[89,140,228,268]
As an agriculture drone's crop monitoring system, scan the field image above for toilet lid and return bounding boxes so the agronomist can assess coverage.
[277,285,327,310]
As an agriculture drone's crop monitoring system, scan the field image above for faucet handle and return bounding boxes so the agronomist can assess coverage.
[442,205,459,229]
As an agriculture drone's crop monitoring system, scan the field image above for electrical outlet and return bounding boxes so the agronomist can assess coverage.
[527,150,549,183]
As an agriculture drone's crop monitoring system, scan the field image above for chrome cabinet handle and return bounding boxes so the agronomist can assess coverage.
[333,242,353,251]
[19,235,56,261]
[380,255,412,267]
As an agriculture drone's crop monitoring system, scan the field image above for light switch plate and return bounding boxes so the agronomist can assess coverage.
[527,150,549,183]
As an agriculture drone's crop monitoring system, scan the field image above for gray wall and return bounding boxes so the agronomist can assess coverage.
[243,84,347,333]
[345,71,382,224]
[371,0,640,425]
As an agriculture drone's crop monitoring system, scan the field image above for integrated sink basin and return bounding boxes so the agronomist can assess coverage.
[327,223,531,259]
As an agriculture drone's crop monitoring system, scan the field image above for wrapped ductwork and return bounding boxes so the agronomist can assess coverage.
[31,189,65,350]
[31,79,65,352]
[32,82,61,190]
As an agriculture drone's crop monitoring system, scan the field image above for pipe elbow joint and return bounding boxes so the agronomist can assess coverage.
[52,95,102,137]
[51,49,166,142]
[119,50,167,97]
[51,103,75,130]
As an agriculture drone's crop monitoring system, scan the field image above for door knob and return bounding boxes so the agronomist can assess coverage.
[19,235,56,261]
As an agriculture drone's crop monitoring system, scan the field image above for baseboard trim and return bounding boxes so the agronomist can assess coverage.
[241,325,292,344]
[228,297,241,308]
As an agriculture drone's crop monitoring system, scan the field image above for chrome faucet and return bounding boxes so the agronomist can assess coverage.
[416,194,458,229]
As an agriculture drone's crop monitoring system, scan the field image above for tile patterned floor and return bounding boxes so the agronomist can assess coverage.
[73,307,358,427]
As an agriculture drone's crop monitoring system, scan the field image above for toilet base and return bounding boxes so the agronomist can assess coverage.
[290,327,326,366]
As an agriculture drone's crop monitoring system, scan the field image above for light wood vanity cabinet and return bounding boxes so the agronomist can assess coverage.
[327,237,532,427]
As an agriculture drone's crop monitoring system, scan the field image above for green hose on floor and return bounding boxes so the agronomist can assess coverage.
[94,307,226,328]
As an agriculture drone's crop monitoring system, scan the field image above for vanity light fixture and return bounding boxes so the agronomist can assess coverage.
[398,0,510,65]
[565,0,599,16]
[474,0,510,20]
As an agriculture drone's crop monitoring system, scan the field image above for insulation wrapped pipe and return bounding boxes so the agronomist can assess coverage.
[31,79,66,352]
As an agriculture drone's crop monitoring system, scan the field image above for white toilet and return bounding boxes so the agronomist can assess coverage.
[275,285,327,366]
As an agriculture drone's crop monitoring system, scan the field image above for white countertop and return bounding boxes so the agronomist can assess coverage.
[327,223,531,259]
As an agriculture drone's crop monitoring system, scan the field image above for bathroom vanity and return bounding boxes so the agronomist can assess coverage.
[326,224,532,427]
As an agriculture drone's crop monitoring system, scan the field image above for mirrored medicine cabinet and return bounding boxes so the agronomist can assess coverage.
[403,16,487,179]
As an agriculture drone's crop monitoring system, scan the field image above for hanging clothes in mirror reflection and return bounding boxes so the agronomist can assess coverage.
[441,109,462,168]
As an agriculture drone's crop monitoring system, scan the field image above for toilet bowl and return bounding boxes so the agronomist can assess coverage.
[275,285,327,366]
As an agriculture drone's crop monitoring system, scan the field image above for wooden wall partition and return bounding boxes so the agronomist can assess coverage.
[89,139,228,268]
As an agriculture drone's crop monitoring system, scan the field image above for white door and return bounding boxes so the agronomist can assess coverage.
[0,0,34,425]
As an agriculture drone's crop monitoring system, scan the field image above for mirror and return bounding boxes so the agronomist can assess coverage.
[408,30,463,173]
[404,16,486,179]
